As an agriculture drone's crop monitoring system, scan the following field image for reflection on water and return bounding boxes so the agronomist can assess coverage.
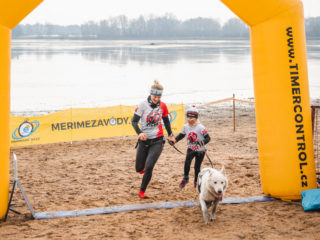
[306,40,320,60]
[10,40,320,113]
[12,40,251,65]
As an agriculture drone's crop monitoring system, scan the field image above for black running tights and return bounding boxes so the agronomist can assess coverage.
[136,141,163,192]
[184,148,205,182]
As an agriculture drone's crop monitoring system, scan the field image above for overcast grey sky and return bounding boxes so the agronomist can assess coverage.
[21,0,320,25]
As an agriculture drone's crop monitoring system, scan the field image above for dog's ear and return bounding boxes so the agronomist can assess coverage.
[220,165,226,176]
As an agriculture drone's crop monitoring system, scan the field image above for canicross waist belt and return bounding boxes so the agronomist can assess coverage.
[136,136,164,148]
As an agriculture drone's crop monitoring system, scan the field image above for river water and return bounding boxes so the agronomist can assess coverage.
[11,39,320,113]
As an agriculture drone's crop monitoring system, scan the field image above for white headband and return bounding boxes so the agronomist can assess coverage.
[150,89,163,96]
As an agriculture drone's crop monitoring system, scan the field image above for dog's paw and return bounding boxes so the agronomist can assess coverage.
[203,213,210,224]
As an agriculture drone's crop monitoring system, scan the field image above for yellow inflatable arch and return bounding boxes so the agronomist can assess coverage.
[0,0,317,218]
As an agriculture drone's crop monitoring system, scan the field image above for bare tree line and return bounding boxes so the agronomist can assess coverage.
[12,15,320,40]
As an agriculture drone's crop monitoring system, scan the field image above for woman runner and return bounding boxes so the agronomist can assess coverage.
[131,80,176,199]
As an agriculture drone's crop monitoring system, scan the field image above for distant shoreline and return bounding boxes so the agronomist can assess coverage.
[12,16,320,41]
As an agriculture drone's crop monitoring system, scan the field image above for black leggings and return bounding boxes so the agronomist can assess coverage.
[184,148,205,182]
[136,139,163,192]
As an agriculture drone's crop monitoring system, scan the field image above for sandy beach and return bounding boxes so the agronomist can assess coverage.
[1,104,320,240]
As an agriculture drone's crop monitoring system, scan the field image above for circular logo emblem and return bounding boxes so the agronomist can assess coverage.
[146,111,160,126]
[168,111,177,123]
[110,118,116,126]
[18,122,34,137]
[188,132,198,143]
[12,120,40,140]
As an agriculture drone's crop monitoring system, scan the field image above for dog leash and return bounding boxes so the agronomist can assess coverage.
[167,139,185,154]
[204,150,214,168]
[198,140,214,168]
[168,139,214,169]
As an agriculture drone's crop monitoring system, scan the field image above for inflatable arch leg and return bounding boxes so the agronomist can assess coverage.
[0,25,10,219]
[0,0,43,219]
[221,0,317,200]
